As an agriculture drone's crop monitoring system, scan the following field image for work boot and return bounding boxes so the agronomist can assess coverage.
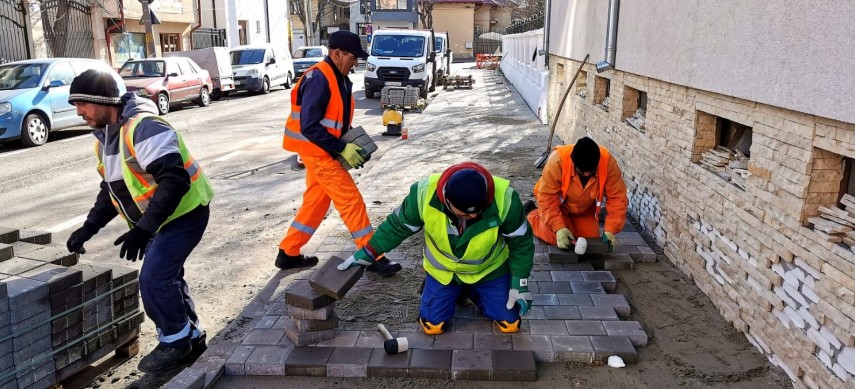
[366,256,402,277]
[523,200,537,216]
[275,250,318,270]
[494,319,521,333]
[137,341,192,373]
[419,317,445,335]
[189,333,207,358]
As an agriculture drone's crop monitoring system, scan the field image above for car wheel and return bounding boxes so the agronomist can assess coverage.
[20,113,49,147]
[284,73,293,89]
[419,86,428,99]
[261,77,270,94]
[197,88,211,107]
[156,93,170,115]
[211,88,223,101]
[365,89,375,99]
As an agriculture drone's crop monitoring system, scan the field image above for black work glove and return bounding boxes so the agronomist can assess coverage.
[113,226,154,262]
[67,222,100,254]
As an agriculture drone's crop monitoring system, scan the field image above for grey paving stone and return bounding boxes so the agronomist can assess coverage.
[601,253,634,270]
[284,281,335,310]
[253,315,279,330]
[591,294,631,319]
[512,334,554,362]
[537,281,572,294]
[590,335,638,364]
[271,316,289,330]
[527,282,540,293]
[566,320,607,336]
[616,231,642,240]
[557,293,594,306]
[528,320,569,336]
[584,239,611,254]
[17,246,78,266]
[241,329,284,346]
[581,271,617,291]
[525,306,546,320]
[637,246,657,262]
[0,244,12,262]
[18,230,51,245]
[245,346,292,375]
[396,331,435,350]
[285,346,332,376]
[474,333,512,351]
[225,346,256,375]
[295,315,339,332]
[282,317,336,346]
[10,297,48,323]
[543,305,581,320]
[0,227,19,244]
[287,303,335,320]
[551,335,595,363]
[452,305,480,319]
[548,246,579,263]
[450,318,492,334]
[408,349,452,379]
[162,365,205,389]
[314,331,360,347]
[451,349,492,381]
[327,347,372,377]
[620,238,647,246]
[355,330,385,348]
[0,258,44,277]
[570,282,606,294]
[367,347,411,378]
[528,271,551,281]
[492,350,536,381]
[613,244,640,254]
[579,306,619,321]
[531,293,559,306]
[308,256,364,300]
[434,333,473,350]
[562,263,596,271]
[550,271,584,282]
[603,321,648,347]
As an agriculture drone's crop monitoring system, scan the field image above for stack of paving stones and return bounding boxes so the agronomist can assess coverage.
[0,227,143,388]
[547,225,656,269]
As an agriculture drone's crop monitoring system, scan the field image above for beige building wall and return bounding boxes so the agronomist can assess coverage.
[432,4,473,59]
[548,1,855,387]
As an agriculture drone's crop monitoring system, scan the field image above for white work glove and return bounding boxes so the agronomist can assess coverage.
[337,248,373,271]
[556,228,575,249]
[506,277,532,316]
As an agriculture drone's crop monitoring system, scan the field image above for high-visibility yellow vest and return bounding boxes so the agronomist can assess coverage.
[417,174,512,285]
[95,113,214,230]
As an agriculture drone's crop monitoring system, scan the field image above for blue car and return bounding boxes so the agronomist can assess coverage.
[0,58,124,147]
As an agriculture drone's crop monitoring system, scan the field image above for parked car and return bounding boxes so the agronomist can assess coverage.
[434,32,453,85]
[230,44,294,94]
[292,45,328,80]
[164,47,235,100]
[119,57,213,115]
[364,29,437,99]
[0,58,124,147]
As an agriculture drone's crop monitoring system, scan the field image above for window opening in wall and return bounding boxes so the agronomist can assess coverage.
[160,33,181,53]
[694,112,752,190]
[555,63,564,87]
[622,86,647,132]
[256,21,262,34]
[594,76,610,111]
[803,150,855,248]
[576,70,587,97]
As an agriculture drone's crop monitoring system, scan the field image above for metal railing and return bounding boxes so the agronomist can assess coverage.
[192,28,227,49]
[506,14,544,35]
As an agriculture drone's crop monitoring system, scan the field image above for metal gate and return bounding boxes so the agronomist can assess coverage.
[192,28,228,49]
[40,0,95,59]
[0,0,30,62]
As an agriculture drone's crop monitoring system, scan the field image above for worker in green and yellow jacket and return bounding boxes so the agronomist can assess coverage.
[338,162,534,334]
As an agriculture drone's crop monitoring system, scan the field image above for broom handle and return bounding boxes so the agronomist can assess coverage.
[546,54,590,151]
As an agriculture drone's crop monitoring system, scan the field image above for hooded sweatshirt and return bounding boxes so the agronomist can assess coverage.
[84,93,192,233]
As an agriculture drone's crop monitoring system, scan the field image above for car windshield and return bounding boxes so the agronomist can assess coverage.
[435,37,443,52]
[293,48,324,59]
[119,61,166,78]
[0,63,48,90]
[231,49,265,65]
[371,35,426,58]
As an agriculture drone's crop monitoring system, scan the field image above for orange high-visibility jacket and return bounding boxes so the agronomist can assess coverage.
[534,144,628,233]
[283,61,355,156]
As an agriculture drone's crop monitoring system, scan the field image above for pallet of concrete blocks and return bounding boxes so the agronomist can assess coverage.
[443,74,474,90]
[281,256,363,346]
[0,227,143,388]
[380,86,419,109]
[334,126,378,171]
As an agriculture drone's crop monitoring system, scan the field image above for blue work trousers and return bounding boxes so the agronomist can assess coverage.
[420,273,519,324]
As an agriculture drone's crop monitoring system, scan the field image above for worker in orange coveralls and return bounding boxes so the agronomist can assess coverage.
[525,136,628,251]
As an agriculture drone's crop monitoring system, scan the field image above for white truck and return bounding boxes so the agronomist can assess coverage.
[364,29,438,99]
[164,47,234,100]
[434,32,453,86]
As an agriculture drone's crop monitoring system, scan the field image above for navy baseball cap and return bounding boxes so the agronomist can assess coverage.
[328,31,370,60]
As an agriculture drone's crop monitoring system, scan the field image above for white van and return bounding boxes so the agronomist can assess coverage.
[230,44,294,94]
[364,29,437,99]
[434,32,453,85]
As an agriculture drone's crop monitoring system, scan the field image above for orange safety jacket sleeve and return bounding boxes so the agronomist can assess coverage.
[536,151,569,233]
[603,155,629,234]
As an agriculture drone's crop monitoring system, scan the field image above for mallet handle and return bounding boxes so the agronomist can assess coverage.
[377,324,394,340]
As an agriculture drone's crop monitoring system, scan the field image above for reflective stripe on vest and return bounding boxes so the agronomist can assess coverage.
[556,144,610,219]
[283,61,355,156]
[416,174,513,285]
[95,114,214,230]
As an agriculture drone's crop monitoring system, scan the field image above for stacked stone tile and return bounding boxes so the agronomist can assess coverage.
[0,227,143,388]
[547,229,656,269]
[806,198,855,246]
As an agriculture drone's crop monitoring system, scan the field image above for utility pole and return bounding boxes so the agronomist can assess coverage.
[305,0,313,45]
[140,0,157,57]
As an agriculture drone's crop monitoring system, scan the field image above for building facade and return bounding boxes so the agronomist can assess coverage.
[546,1,855,387]
[430,0,510,59]
[200,0,290,55]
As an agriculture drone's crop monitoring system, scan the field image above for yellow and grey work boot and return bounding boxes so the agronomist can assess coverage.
[494,319,521,333]
[419,317,445,335]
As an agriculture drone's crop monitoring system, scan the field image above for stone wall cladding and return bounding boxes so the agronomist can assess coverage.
[548,54,855,388]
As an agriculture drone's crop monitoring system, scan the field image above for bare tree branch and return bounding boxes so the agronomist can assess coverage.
[417,0,435,29]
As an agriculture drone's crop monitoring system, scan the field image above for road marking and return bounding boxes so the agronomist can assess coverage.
[253,135,279,144]
[0,149,29,158]
[59,134,90,143]
[47,214,88,233]
[215,150,243,162]
[358,97,366,100]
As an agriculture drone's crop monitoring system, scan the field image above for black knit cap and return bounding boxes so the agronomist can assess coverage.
[570,136,601,173]
[68,69,123,106]
[444,169,489,214]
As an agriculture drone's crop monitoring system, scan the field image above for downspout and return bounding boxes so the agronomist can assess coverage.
[212,0,217,28]
[190,0,203,48]
[543,0,550,67]
[595,0,619,72]
[264,0,271,42]
[105,0,126,68]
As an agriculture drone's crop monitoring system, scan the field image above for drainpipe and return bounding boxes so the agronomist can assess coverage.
[190,0,203,49]
[212,0,217,27]
[264,0,271,42]
[595,0,619,72]
[543,0,550,67]
[105,0,126,69]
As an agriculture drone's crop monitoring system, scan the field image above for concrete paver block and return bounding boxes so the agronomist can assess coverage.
[308,256,364,300]
[355,330,385,348]
[528,271,551,282]
[474,334,512,351]
[566,320,607,336]
[0,258,45,277]
[569,282,606,294]
[584,240,611,254]
[284,281,335,310]
[245,346,292,376]
[451,349,492,381]
[367,347,411,378]
[18,264,82,295]
[225,346,255,375]
[602,321,648,347]
[551,335,595,363]
[287,303,335,320]
[253,315,279,330]
[537,282,572,294]
[0,244,12,261]
[543,305,582,320]
[579,306,619,321]
[18,246,78,266]
[531,293,558,306]
[492,350,536,381]
[314,331,360,348]
[434,333,473,350]
[590,335,637,364]
[408,349,452,379]
[528,320,569,336]
[295,315,339,333]
[396,331,435,350]
[601,253,634,270]
[162,365,205,389]
[548,246,578,263]
[562,263,595,271]
[550,271,583,282]
[450,318,493,334]
[512,334,554,362]
[0,227,19,244]
[637,246,657,262]
[4,276,48,311]
[556,293,594,307]
[327,347,372,377]
[282,317,336,346]
[18,230,51,245]
[241,329,285,346]
[591,294,631,319]
[525,306,546,320]
[581,271,617,291]
[285,346,333,377]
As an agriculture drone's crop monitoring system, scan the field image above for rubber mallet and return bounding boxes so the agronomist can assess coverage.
[377,323,409,355]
